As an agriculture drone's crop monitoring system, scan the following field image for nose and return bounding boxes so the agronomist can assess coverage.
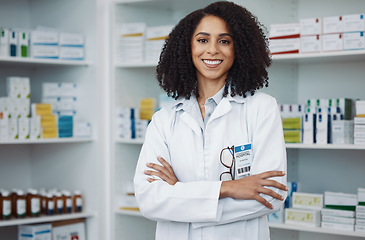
[207,41,219,55]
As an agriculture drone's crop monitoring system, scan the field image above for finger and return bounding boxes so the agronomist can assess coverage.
[262,179,288,191]
[144,170,167,181]
[254,195,273,209]
[258,171,286,179]
[147,177,159,183]
[259,187,285,201]
[157,156,175,175]
[146,162,170,177]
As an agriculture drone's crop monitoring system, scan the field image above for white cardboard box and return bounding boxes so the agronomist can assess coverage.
[300,35,321,53]
[269,23,300,39]
[322,33,343,51]
[344,32,365,50]
[300,18,322,36]
[343,14,365,32]
[323,16,344,34]
[18,224,52,240]
[53,222,86,240]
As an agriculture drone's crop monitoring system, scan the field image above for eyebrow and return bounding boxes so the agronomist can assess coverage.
[195,32,232,37]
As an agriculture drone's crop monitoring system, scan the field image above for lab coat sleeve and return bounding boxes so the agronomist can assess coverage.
[134,108,223,222]
[192,94,287,228]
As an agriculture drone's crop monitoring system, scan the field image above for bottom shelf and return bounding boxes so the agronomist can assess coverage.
[116,209,365,237]
[0,211,96,227]
[269,223,364,237]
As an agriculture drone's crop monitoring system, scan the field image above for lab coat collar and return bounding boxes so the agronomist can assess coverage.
[172,89,248,112]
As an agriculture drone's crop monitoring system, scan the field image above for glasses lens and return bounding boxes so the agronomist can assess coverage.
[220,172,233,181]
[221,148,233,167]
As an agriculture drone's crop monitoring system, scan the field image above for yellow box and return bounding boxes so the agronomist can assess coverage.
[42,127,58,138]
[292,192,323,210]
[284,130,301,143]
[41,115,57,128]
[282,117,302,130]
[32,103,52,116]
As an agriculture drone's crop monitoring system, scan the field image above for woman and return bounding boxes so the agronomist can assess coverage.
[134,1,287,239]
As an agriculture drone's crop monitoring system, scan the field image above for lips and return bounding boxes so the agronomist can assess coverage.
[202,59,223,67]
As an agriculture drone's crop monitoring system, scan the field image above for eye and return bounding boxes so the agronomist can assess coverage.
[219,39,231,44]
[197,39,208,43]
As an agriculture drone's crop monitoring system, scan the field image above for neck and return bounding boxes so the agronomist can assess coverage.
[197,79,225,104]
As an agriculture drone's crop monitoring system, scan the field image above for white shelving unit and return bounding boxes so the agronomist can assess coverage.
[110,0,365,240]
[0,138,95,145]
[0,212,96,228]
[0,0,108,239]
[0,57,92,66]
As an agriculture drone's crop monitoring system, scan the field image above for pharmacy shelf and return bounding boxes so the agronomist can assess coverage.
[115,62,157,68]
[285,143,365,150]
[269,223,365,237]
[116,50,365,68]
[0,137,95,145]
[272,50,365,63]
[0,211,96,227]
[116,209,143,217]
[0,57,91,67]
[115,210,365,237]
[115,138,144,144]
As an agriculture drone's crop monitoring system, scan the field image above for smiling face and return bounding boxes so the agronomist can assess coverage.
[191,15,234,86]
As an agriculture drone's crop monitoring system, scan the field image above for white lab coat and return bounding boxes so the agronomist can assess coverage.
[134,91,287,240]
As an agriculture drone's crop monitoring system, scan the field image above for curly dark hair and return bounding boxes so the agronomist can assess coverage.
[156,1,271,99]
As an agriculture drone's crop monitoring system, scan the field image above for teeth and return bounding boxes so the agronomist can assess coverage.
[203,60,222,65]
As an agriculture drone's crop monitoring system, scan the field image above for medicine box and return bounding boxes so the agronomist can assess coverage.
[31,31,58,45]
[321,208,355,218]
[300,35,321,53]
[325,191,357,211]
[300,18,322,36]
[355,117,365,125]
[358,188,365,205]
[356,100,365,116]
[331,115,353,144]
[356,224,365,232]
[30,116,41,140]
[31,45,59,59]
[344,32,365,50]
[322,33,343,52]
[322,215,355,225]
[303,108,316,144]
[292,192,323,210]
[321,221,354,231]
[18,117,30,140]
[18,223,52,240]
[343,14,365,32]
[316,107,330,144]
[356,218,365,226]
[332,98,353,120]
[323,16,344,34]
[283,130,301,143]
[269,23,300,39]
[59,33,84,46]
[269,38,300,55]
[52,221,86,240]
[285,208,321,227]
[60,47,84,60]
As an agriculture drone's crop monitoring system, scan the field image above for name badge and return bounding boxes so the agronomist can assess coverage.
[234,143,253,179]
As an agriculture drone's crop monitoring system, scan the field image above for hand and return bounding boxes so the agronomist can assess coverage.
[144,156,178,185]
[220,171,287,209]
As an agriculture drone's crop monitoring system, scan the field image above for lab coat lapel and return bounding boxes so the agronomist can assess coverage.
[209,98,232,122]
[180,112,201,136]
